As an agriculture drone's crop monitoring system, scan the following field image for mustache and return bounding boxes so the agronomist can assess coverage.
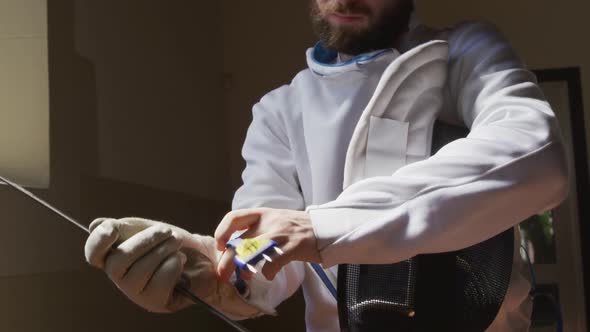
[317,1,371,16]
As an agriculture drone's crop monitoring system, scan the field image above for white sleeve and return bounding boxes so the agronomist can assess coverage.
[307,22,570,268]
[231,87,306,315]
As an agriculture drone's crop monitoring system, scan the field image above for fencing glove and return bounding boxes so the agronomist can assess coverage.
[84,217,271,318]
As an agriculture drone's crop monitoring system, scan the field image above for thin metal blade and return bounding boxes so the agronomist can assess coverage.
[0,175,252,332]
[0,175,89,233]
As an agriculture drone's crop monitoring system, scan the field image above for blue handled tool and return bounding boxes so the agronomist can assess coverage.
[226,238,283,295]
[226,237,282,272]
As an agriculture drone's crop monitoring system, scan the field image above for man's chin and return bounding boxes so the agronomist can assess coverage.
[311,0,415,56]
[320,28,377,55]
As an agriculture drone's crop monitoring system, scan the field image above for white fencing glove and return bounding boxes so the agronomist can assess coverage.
[84,217,271,318]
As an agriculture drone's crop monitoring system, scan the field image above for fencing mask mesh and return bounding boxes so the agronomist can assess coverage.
[337,120,515,332]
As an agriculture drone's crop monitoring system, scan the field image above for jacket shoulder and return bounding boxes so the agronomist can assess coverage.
[448,20,504,37]
[445,20,516,60]
[256,68,316,114]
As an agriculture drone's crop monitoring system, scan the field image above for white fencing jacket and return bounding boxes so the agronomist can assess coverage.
[231,21,569,331]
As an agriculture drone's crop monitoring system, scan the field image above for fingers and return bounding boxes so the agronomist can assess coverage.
[214,209,264,251]
[104,225,173,279]
[142,252,187,312]
[88,217,109,233]
[184,234,218,261]
[118,236,184,294]
[217,247,240,283]
[86,217,157,268]
[85,218,120,268]
[261,243,292,281]
[116,217,158,242]
[85,217,205,313]
[218,237,287,282]
[239,269,254,281]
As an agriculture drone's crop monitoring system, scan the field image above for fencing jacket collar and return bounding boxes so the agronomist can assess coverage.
[306,42,401,78]
[305,10,423,78]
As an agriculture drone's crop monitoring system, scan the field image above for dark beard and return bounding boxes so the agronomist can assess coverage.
[311,0,414,56]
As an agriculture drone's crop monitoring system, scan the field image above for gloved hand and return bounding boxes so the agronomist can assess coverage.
[84,217,268,317]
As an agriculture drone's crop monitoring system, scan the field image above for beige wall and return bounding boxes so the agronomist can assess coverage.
[0,0,49,188]
[0,0,82,277]
[0,1,305,331]
[0,0,232,277]
[76,1,230,201]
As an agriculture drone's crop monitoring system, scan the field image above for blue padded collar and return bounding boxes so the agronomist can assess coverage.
[307,42,399,77]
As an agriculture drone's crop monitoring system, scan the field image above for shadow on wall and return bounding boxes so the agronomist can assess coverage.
[75,0,232,202]
[0,1,305,332]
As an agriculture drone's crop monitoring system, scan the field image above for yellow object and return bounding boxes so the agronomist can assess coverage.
[235,239,272,259]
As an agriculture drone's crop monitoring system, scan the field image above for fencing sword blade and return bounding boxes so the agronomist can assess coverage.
[175,284,252,332]
[0,174,252,332]
[0,175,89,233]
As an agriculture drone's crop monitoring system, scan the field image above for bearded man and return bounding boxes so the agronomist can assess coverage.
[85,1,569,331]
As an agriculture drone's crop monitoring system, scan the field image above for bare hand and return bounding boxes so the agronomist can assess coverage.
[214,208,321,282]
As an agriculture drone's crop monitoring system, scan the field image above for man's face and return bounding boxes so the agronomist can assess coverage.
[311,0,414,55]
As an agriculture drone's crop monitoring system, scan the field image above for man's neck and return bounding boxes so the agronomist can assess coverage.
[336,30,410,64]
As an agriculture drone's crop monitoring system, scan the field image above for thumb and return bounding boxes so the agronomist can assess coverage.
[85,218,120,268]
[88,217,110,233]
[184,234,219,262]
